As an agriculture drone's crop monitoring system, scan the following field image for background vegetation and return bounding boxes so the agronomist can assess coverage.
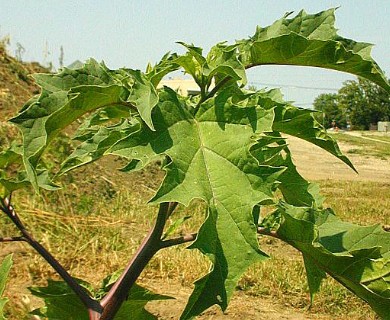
[313,78,390,130]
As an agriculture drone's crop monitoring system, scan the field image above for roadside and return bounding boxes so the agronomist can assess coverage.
[287,134,390,183]
[343,130,390,144]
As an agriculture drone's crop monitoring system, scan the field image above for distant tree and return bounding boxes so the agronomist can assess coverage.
[247,84,257,91]
[15,42,25,61]
[313,93,346,128]
[338,78,390,129]
[59,45,64,68]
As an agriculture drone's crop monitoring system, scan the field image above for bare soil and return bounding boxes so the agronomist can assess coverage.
[144,281,330,320]
[288,134,390,183]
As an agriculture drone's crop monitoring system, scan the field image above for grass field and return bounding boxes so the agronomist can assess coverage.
[1,132,389,319]
[331,131,390,159]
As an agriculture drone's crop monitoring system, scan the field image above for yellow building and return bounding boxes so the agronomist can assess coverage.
[158,78,214,96]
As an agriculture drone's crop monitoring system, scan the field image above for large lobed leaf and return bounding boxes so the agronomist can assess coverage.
[8,59,160,191]
[108,87,283,317]
[275,203,390,319]
[238,8,390,92]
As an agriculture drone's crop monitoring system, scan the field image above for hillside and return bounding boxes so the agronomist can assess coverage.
[0,40,48,120]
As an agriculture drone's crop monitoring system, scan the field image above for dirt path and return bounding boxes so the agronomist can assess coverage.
[144,280,332,320]
[287,135,390,183]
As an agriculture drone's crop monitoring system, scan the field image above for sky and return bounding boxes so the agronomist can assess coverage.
[1,1,390,107]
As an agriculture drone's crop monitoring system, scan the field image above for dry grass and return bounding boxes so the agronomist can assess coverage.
[1,125,389,319]
[1,164,388,319]
[237,179,389,319]
[331,132,390,159]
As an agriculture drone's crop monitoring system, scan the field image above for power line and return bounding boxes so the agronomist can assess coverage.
[248,81,339,91]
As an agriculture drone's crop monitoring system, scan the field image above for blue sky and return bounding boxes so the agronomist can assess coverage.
[1,1,389,107]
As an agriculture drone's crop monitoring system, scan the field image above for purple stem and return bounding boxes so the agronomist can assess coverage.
[0,197,102,315]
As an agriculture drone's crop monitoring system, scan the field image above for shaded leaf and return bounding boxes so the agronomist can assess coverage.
[162,216,191,240]
[276,203,390,319]
[10,73,131,191]
[252,88,356,171]
[73,104,132,141]
[0,169,59,194]
[114,284,172,320]
[97,272,173,319]
[0,254,12,320]
[0,144,22,168]
[126,69,159,130]
[205,43,247,86]
[59,119,140,175]
[29,279,91,320]
[146,52,180,87]
[250,133,324,207]
[175,42,208,91]
[303,254,326,305]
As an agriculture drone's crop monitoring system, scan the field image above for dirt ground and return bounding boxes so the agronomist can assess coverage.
[287,133,390,183]
[144,282,328,320]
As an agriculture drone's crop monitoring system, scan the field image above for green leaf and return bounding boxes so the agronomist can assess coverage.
[175,43,208,91]
[0,254,13,320]
[276,203,390,319]
[10,63,131,191]
[108,87,283,318]
[59,119,140,175]
[30,278,172,320]
[29,279,91,320]
[175,42,247,94]
[206,43,247,86]
[95,272,172,320]
[146,52,179,87]
[274,105,355,171]
[250,133,324,207]
[252,88,356,171]
[0,144,22,168]
[0,169,59,194]
[303,254,326,305]
[162,216,191,240]
[181,204,268,319]
[114,284,172,320]
[239,8,390,91]
[32,58,119,92]
[126,69,159,130]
